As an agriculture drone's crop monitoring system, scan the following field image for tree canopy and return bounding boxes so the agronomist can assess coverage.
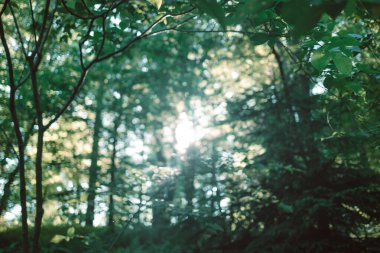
[0,0,379,253]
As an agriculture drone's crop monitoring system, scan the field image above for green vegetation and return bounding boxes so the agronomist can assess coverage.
[0,0,379,252]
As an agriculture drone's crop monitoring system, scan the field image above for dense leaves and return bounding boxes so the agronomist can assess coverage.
[1,0,379,253]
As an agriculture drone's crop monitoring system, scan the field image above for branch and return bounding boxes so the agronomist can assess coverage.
[78,18,95,70]
[0,127,19,160]
[80,0,94,16]
[43,71,88,130]
[0,0,9,17]
[60,0,124,20]
[45,7,196,130]
[97,7,196,62]
[34,0,58,68]
[29,0,37,44]
[0,18,15,88]
[94,11,109,61]
[16,71,31,89]
[9,3,28,58]
[30,0,51,60]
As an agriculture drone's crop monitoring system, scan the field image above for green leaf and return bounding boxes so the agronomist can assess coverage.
[149,0,163,10]
[331,52,352,76]
[344,0,357,15]
[195,0,226,29]
[311,48,330,71]
[280,0,323,37]
[50,235,68,244]
[346,82,362,93]
[66,0,76,9]
[278,202,293,213]
[67,227,75,237]
[250,33,270,45]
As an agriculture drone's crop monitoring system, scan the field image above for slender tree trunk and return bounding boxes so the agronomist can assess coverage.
[0,119,34,216]
[29,62,45,253]
[184,145,197,214]
[0,142,11,173]
[0,167,18,215]
[85,84,104,226]
[11,97,29,253]
[32,128,44,253]
[0,141,15,215]
[210,143,222,214]
[0,17,30,253]
[108,117,120,228]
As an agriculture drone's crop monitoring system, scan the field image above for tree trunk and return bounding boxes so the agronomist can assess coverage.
[108,116,120,228]
[1,18,30,253]
[184,145,197,214]
[0,119,34,217]
[210,143,222,214]
[30,62,45,253]
[85,83,104,226]
[0,167,18,216]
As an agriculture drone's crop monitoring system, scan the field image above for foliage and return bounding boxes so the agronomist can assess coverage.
[1,0,379,253]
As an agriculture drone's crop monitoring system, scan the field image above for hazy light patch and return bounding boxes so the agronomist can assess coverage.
[312,83,327,95]
[0,179,5,195]
[175,114,196,152]
[220,197,230,209]
[3,205,21,222]
[110,15,121,26]
[94,198,107,226]
[93,212,106,227]
[125,132,150,163]
[175,112,209,153]
[231,71,239,80]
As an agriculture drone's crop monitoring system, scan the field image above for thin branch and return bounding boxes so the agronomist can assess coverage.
[97,7,196,62]
[94,13,107,61]
[81,0,94,16]
[60,0,123,20]
[0,18,15,88]
[0,0,10,17]
[9,3,28,58]
[44,70,88,130]
[79,18,95,70]
[34,0,58,68]
[29,0,37,44]
[45,6,196,130]
[0,127,19,160]
[30,0,51,60]
[16,71,31,89]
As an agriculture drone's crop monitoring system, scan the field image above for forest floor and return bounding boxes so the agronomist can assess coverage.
[0,222,232,253]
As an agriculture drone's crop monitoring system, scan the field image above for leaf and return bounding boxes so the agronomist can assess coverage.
[344,0,357,15]
[280,0,323,37]
[67,227,75,237]
[50,235,68,244]
[149,0,163,10]
[331,52,352,76]
[66,0,76,9]
[250,33,270,45]
[346,82,362,93]
[311,48,330,71]
[278,202,293,213]
[195,0,226,29]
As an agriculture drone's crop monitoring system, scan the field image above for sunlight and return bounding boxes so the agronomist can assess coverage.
[175,113,196,152]
[175,112,208,153]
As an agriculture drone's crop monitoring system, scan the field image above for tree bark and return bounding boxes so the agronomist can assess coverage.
[0,17,30,253]
[85,83,104,226]
[108,115,120,228]
[0,167,18,216]
[29,61,45,253]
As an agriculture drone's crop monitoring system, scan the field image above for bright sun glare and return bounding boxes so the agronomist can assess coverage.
[175,112,207,153]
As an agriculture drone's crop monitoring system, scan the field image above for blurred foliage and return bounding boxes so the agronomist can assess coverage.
[1,0,380,252]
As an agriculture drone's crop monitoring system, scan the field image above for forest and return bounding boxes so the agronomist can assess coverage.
[0,0,379,252]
